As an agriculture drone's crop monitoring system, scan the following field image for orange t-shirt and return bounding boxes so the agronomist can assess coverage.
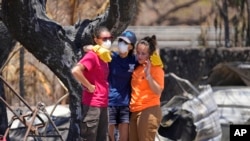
[130,65,164,112]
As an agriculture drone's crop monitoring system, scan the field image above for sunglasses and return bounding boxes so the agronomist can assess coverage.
[98,36,113,41]
[118,39,129,44]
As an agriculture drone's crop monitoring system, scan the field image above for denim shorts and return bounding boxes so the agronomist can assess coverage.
[108,106,130,124]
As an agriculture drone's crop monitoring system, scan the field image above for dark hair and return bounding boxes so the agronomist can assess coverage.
[94,26,109,38]
[137,35,157,56]
[128,43,135,56]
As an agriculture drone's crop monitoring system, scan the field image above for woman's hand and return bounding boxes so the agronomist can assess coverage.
[83,45,94,52]
[87,84,96,93]
[144,59,151,79]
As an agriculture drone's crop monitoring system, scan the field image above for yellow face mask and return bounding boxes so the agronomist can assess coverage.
[93,45,112,63]
[150,51,163,68]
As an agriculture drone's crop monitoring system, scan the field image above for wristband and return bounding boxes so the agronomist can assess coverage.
[146,74,152,80]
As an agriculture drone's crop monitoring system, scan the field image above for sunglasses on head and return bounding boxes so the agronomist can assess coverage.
[118,39,129,44]
[98,36,113,41]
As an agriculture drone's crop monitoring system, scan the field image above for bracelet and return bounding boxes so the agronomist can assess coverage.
[146,74,152,80]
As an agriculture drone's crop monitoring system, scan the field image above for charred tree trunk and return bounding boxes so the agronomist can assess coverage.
[0,20,16,140]
[223,0,230,48]
[246,0,250,46]
[1,0,136,140]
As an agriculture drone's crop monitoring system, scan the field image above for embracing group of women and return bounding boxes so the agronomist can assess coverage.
[71,26,164,141]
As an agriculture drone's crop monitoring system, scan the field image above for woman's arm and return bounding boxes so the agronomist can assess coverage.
[71,63,95,93]
[145,61,163,95]
[146,73,163,95]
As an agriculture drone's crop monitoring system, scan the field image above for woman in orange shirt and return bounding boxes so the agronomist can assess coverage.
[129,35,165,141]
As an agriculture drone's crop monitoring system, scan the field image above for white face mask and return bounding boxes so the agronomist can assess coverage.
[102,40,112,49]
[118,41,128,53]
